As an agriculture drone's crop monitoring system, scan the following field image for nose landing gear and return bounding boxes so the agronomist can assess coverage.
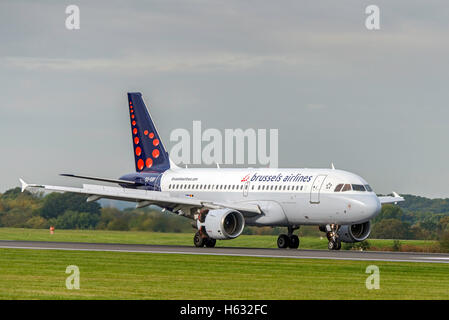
[325,224,341,250]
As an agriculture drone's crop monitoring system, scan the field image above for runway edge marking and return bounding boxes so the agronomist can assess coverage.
[0,245,448,264]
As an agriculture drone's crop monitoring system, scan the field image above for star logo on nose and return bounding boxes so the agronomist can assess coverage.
[326,183,332,189]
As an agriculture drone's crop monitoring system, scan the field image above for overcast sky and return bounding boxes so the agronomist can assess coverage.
[0,1,448,198]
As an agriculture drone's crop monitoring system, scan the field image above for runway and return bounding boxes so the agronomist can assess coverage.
[1,240,449,263]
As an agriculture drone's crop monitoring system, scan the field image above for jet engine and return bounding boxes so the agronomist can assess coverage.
[337,221,371,243]
[198,208,245,240]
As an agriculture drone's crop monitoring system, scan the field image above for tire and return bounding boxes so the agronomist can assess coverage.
[205,238,216,248]
[335,239,342,250]
[193,232,205,247]
[277,234,290,249]
[328,240,335,250]
[289,235,300,249]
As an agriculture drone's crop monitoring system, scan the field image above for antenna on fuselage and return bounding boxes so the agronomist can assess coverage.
[216,162,220,169]
[331,163,335,170]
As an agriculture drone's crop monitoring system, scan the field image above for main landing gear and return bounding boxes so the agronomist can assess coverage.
[277,226,300,249]
[193,231,216,248]
[193,209,216,248]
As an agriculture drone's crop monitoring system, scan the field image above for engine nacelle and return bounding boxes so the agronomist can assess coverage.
[337,221,371,243]
[198,209,245,240]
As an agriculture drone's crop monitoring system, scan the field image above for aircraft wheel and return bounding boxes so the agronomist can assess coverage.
[328,239,341,250]
[193,232,205,247]
[289,235,300,249]
[335,239,342,250]
[277,234,290,249]
[205,238,216,248]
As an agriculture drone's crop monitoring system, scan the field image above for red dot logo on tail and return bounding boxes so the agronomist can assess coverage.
[146,158,153,168]
[137,159,144,170]
[152,149,160,158]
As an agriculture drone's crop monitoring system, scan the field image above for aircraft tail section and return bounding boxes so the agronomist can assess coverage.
[127,92,170,172]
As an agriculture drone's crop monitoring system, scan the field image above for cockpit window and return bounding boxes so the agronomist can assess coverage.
[365,185,373,192]
[352,184,366,192]
[334,184,344,192]
[341,184,352,192]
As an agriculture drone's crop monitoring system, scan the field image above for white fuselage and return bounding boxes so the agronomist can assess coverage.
[158,167,381,226]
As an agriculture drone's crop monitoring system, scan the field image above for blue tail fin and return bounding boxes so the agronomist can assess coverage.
[127,92,170,172]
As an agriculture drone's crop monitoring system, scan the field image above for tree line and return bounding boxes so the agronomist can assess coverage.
[0,188,448,249]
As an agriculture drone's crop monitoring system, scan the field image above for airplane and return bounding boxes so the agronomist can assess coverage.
[20,92,404,250]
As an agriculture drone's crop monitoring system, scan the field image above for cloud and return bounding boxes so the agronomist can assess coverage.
[1,53,305,74]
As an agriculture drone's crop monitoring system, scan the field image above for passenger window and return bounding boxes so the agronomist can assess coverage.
[341,184,352,192]
[334,184,344,192]
[352,184,366,192]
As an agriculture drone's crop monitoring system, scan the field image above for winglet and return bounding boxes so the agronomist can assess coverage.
[19,178,44,192]
[392,191,400,198]
[19,178,28,192]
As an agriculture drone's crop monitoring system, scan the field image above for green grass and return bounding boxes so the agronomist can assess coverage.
[0,228,438,251]
[0,228,446,299]
[0,248,448,299]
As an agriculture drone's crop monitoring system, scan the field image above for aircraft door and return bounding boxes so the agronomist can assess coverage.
[310,175,327,204]
[243,181,250,197]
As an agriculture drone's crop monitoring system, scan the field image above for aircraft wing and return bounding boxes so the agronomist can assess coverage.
[378,192,405,204]
[19,179,262,216]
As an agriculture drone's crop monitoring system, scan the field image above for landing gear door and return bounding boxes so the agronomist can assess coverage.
[243,181,250,197]
[310,175,327,204]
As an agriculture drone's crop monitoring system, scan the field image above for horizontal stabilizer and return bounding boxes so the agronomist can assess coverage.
[60,174,137,185]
